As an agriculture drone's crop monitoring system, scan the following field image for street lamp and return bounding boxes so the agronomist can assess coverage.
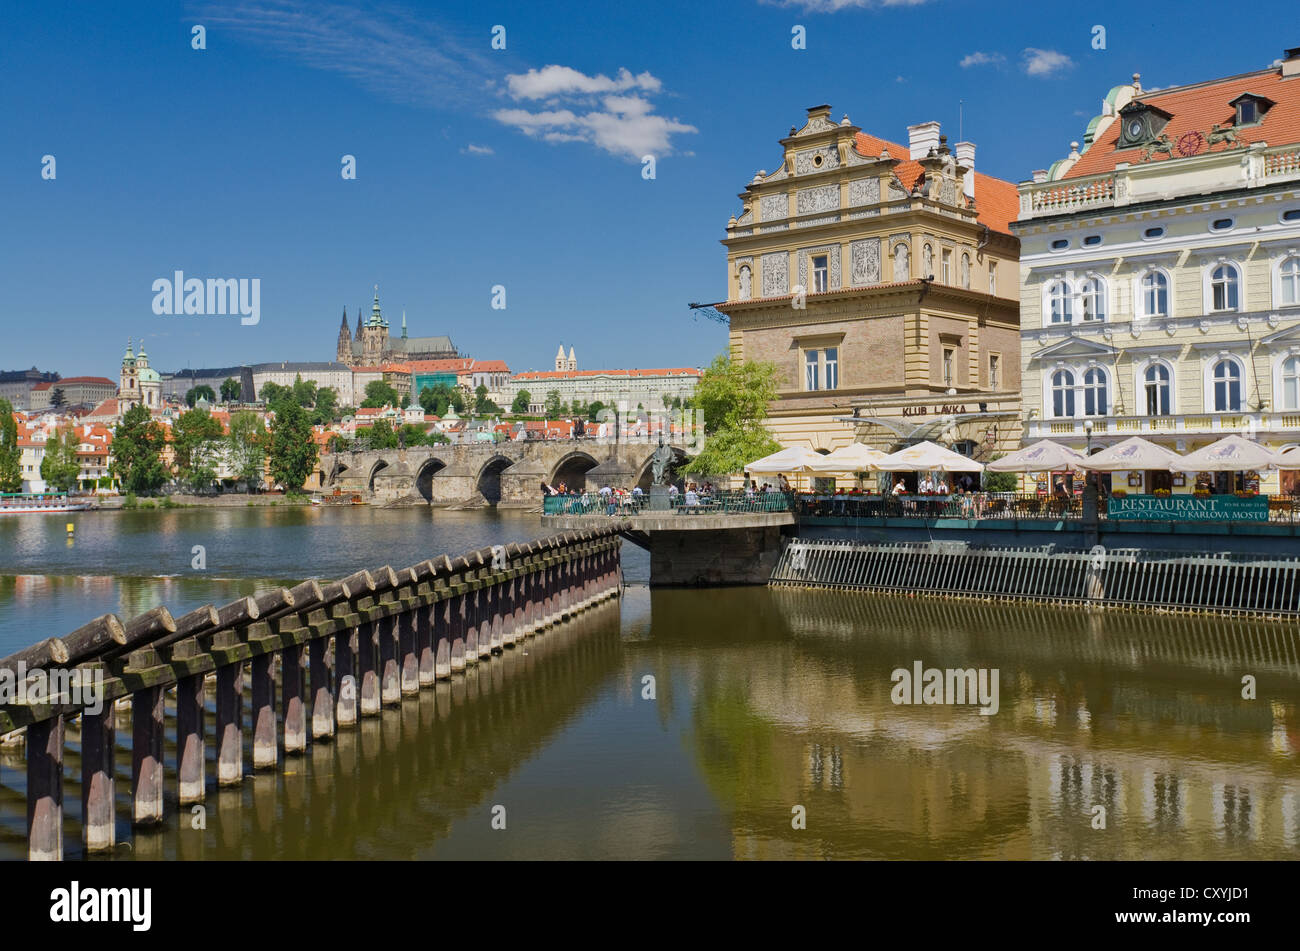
[1083,418,1094,492]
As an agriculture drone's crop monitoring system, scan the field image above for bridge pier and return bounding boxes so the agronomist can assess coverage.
[250,652,277,769]
[335,628,358,728]
[176,673,205,803]
[81,708,115,851]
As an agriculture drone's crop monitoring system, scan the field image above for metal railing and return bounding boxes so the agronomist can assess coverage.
[795,492,1085,520]
[771,538,1300,618]
[543,489,792,516]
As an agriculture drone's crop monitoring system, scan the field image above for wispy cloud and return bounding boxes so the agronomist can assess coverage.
[1022,48,1074,77]
[493,68,696,161]
[460,144,494,156]
[760,0,931,10]
[189,0,495,107]
[960,51,1005,68]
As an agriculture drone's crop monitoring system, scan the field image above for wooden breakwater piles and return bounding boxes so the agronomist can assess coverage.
[0,526,625,860]
[770,538,1300,619]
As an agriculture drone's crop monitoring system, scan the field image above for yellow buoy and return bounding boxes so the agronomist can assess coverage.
[66,522,74,534]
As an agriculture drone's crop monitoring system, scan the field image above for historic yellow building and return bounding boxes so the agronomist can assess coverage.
[1015,50,1300,493]
[717,106,1022,484]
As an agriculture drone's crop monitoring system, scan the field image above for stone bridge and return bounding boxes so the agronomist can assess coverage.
[317,438,698,507]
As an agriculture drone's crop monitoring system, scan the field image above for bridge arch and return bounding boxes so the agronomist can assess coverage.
[414,457,448,503]
[367,459,390,492]
[634,445,689,491]
[549,451,601,491]
[475,455,514,505]
[327,460,351,486]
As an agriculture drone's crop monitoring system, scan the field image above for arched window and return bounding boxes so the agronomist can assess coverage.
[1140,270,1169,317]
[1083,368,1108,416]
[1210,263,1240,311]
[1281,256,1300,306]
[1080,277,1106,321]
[1144,363,1172,416]
[1282,356,1300,411]
[1051,369,1076,418]
[1048,280,1072,324]
[1212,359,1242,412]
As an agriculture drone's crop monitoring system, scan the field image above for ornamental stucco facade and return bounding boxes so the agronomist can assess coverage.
[718,105,1022,482]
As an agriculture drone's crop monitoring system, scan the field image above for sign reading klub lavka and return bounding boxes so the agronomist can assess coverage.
[1108,494,1269,522]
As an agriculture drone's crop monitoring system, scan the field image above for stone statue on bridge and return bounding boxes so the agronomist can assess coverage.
[651,433,676,487]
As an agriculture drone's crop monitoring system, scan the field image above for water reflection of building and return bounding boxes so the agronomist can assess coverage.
[688,588,1300,859]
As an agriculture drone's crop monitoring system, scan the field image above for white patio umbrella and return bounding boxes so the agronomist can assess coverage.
[876,440,985,472]
[985,440,1087,472]
[1079,436,1186,471]
[745,445,824,473]
[1179,434,1286,471]
[745,445,824,491]
[807,443,890,473]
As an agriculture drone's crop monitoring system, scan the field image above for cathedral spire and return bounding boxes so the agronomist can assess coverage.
[340,306,348,330]
[401,309,407,339]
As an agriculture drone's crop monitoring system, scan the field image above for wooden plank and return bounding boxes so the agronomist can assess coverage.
[0,635,69,678]
[132,686,165,825]
[176,673,205,805]
[54,614,125,667]
[81,709,115,851]
[27,715,64,861]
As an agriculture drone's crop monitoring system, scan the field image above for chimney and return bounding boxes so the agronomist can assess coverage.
[907,121,941,160]
[954,141,976,199]
[1032,169,1049,184]
[1283,46,1300,78]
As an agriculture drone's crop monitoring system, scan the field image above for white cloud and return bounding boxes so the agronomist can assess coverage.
[494,69,696,161]
[505,65,661,100]
[960,51,1005,68]
[1022,48,1074,77]
[461,144,494,156]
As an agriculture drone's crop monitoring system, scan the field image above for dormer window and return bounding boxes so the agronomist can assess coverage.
[1117,101,1172,148]
[1229,93,1273,127]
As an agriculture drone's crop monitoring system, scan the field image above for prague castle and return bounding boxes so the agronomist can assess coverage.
[336,287,458,367]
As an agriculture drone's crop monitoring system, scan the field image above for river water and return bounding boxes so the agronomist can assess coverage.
[1,507,1298,860]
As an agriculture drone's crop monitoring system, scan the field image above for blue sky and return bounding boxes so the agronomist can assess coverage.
[3,0,1295,379]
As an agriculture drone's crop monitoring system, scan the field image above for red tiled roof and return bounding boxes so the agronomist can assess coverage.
[406,358,474,374]
[513,368,701,381]
[1063,67,1300,180]
[852,132,1019,234]
[470,360,511,373]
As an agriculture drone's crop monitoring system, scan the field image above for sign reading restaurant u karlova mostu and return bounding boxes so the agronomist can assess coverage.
[1108,494,1269,522]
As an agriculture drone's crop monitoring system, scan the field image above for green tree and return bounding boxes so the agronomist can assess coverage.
[982,456,1021,493]
[544,390,563,417]
[227,411,265,488]
[258,381,288,409]
[290,374,317,409]
[474,384,500,415]
[683,352,782,476]
[360,380,400,409]
[40,426,82,492]
[311,386,339,426]
[111,404,168,494]
[267,401,317,492]
[449,389,465,414]
[172,408,225,491]
[587,400,605,422]
[419,383,452,416]
[49,387,67,409]
[510,389,531,415]
[185,384,217,407]
[355,419,399,450]
[397,423,429,447]
[220,377,241,402]
[0,398,23,492]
